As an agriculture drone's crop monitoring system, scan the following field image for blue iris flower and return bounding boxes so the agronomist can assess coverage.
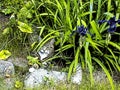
[98,17,120,33]
[71,25,88,36]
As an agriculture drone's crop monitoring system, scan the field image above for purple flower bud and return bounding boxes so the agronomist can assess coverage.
[70,25,88,36]
[117,19,120,24]
[76,25,88,36]
[98,20,107,24]
[98,17,120,33]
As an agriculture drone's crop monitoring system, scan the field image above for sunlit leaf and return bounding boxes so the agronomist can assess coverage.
[15,81,23,89]
[27,56,40,65]
[2,28,10,35]
[2,8,13,15]
[81,19,87,27]
[17,21,33,33]
[31,42,37,49]
[0,50,11,60]
[90,20,102,39]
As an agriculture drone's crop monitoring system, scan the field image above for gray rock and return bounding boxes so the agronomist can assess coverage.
[24,68,67,88]
[112,71,120,83]
[7,57,28,72]
[29,33,55,61]
[93,70,107,83]
[0,60,15,89]
[0,60,15,78]
[71,65,82,84]
[29,33,41,46]
[38,39,55,61]
[24,65,82,88]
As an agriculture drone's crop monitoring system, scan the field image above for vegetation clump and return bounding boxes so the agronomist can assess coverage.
[0,0,120,90]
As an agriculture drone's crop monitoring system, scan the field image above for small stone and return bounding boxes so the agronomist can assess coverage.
[29,67,36,73]
[93,70,107,83]
[37,39,55,61]
[0,60,15,89]
[71,65,82,84]
[0,60,15,78]
[7,57,28,72]
[5,74,11,78]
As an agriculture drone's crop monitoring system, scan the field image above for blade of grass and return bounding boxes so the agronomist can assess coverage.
[96,0,101,20]
[90,20,102,39]
[55,44,74,52]
[55,0,63,20]
[73,47,80,72]
[39,26,45,36]
[107,47,117,63]
[86,38,103,55]
[107,0,111,12]
[89,0,93,22]
[67,60,75,82]
[108,41,120,51]
[33,31,57,51]
[85,42,94,86]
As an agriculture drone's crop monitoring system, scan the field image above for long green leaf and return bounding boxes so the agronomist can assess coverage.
[105,55,120,71]
[55,0,63,19]
[73,47,80,72]
[55,44,74,52]
[90,0,93,22]
[107,0,111,12]
[96,0,101,20]
[108,41,120,51]
[34,31,57,51]
[90,20,102,39]
[37,36,56,52]
[85,42,94,85]
[86,38,103,54]
[39,26,45,36]
[67,60,75,81]
[104,55,117,72]
[107,47,117,63]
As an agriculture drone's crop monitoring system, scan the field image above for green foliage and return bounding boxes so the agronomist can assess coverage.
[15,80,23,89]
[27,55,41,66]
[0,0,120,90]
[43,76,55,86]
